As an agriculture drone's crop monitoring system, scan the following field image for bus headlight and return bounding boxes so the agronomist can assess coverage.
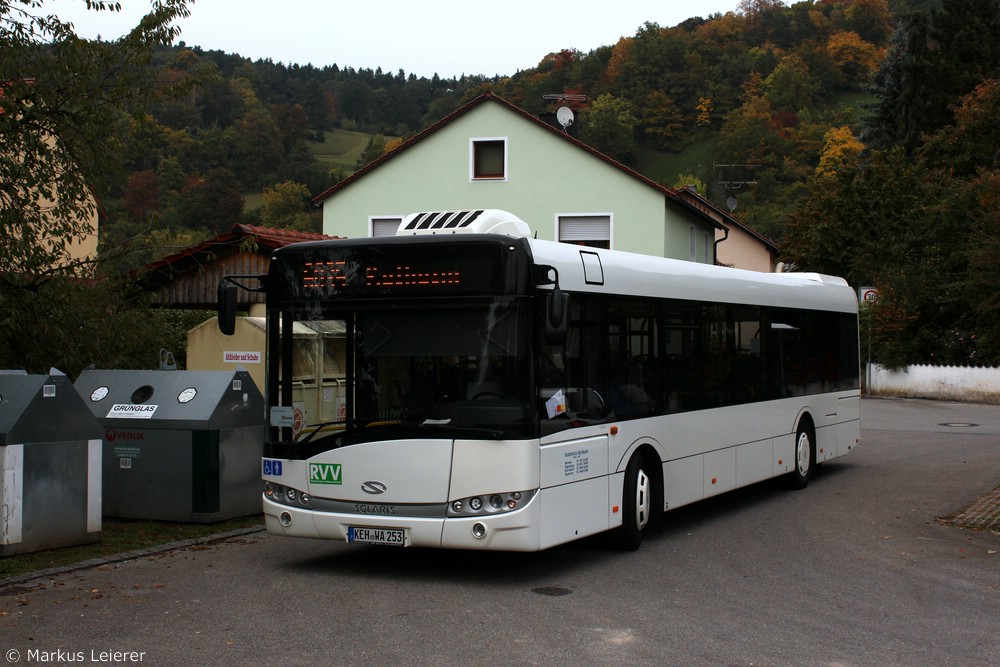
[264,482,312,508]
[447,490,535,517]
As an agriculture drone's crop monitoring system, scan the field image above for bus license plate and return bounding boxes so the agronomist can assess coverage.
[347,526,405,546]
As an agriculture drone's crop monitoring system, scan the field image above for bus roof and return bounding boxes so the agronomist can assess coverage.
[273,208,856,314]
[526,237,858,314]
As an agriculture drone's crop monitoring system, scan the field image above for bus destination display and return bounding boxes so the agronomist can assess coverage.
[291,245,506,297]
[303,261,462,290]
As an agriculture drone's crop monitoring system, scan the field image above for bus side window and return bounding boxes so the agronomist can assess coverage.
[732,306,762,403]
[538,296,611,433]
[606,300,659,419]
[662,303,699,412]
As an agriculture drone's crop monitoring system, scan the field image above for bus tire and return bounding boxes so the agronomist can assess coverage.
[614,453,652,551]
[787,422,815,490]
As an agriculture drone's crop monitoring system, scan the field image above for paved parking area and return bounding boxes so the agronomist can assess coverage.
[1,397,999,666]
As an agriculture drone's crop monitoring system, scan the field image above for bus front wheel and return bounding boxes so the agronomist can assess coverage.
[614,454,652,551]
[787,424,815,490]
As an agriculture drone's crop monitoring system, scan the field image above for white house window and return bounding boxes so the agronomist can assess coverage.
[471,138,507,180]
[557,214,611,249]
[370,216,402,237]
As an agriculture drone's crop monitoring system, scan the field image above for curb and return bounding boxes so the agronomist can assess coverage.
[0,525,266,593]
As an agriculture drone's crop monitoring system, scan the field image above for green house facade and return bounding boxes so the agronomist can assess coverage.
[313,92,725,263]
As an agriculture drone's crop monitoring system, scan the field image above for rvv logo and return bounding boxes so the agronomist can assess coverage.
[309,462,342,484]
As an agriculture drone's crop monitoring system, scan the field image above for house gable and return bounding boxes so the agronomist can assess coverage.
[674,186,779,272]
[315,92,724,261]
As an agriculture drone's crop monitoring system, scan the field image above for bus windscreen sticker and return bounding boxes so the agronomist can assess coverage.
[545,390,567,419]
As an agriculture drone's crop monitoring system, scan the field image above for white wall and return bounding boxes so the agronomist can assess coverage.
[868,364,1000,404]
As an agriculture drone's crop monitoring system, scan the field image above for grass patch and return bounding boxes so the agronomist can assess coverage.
[307,128,373,173]
[635,135,721,187]
[830,90,876,118]
[243,191,265,213]
[0,515,263,581]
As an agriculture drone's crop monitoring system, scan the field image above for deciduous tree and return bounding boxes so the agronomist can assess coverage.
[0,0,192,282]
[825,31,882,85]
[260,180,313,231]
[814,126,863,178]
[581,93,637,163]
[637,90,685,150]
[229,107,284,187]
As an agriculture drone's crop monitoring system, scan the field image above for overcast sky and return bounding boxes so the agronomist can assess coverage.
[47,0,742,78]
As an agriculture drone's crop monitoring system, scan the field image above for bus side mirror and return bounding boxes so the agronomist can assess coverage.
[545,287,569,345]
[218,281,238,336]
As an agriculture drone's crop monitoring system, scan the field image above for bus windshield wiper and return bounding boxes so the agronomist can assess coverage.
[295,421,348,446]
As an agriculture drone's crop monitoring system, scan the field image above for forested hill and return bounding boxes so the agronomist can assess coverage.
[6,0,1000,375]
[117,0,1000,368]
[124,0,998,368]
[114,0,900,247]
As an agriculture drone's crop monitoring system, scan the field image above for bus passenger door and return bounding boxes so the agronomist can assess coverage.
[538,435,609,549]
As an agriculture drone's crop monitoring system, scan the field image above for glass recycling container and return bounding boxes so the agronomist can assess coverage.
[75,369,265,523]
[0,372,102,556]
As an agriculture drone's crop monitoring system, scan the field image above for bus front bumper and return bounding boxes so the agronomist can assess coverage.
[262,494,543,551]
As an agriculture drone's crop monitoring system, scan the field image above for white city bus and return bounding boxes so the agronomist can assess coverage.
[218,209,860,551]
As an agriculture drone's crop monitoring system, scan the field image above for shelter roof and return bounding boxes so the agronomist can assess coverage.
[139,224,336,308]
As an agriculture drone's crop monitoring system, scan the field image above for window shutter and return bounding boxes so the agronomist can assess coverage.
[558,215,611,242]
[371,217,401,237]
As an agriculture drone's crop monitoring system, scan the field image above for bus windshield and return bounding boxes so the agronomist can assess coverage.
[281,300,535,444]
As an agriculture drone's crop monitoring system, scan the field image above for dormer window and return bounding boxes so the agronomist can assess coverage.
[471,138,507,180]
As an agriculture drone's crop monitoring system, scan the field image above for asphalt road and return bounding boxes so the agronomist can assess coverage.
[2,398,998,666]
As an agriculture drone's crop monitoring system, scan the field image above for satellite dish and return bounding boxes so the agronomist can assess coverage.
[556,106,574,129]
[726,196,738,212]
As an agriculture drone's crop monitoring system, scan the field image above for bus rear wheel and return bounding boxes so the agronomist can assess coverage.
[614,454,652,551]
[787,425,815,490]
